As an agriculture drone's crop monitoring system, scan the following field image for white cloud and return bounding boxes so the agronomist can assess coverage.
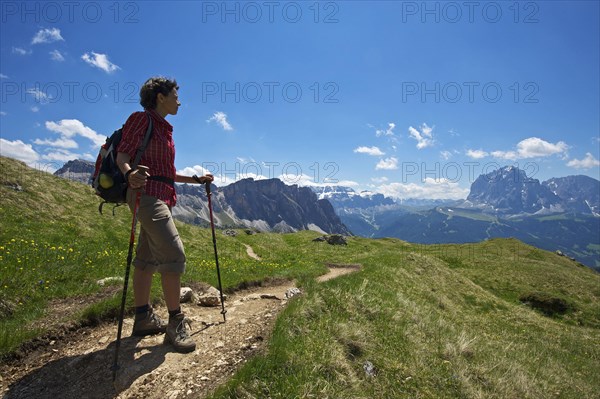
[376,122,396,137]
[177,164,239,186]
[50,50,65,62]
[278,173,358,188]
[371,176,389,184]
[0,139,40,165]
[26,88,51,104]
[81,152,95,161]
[354,146,385,156]
[0,73,8,79]
[330,180,360,187]
[44,119,106,147]
[207,111,233,131]
[567,153,600,169]
[81,52,120,73]
[377,178,469,200]
[440,150,452,160]
[492,137,569,160]
[408,123,435,149]
[41,149,80,162]
[236,156,256,164]
[276,172,317,187]
[376,157,398,170]
[12,47,31,55]
[178,165,215,177]
[32,28,64,44]
[515,137,568,158]
[0,111,7,116]
[490,150,517,160]
[466,149,489,159]
[34,137,78,149]
[31,106,40,113]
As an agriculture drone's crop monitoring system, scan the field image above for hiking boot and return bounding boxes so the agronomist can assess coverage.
[164,313,196,353]
[132,307,166,336]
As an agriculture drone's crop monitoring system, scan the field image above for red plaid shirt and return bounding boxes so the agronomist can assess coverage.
[117,108,177,207]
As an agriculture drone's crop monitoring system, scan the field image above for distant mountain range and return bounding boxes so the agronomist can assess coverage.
[53,160,349,234]
[54,161,599,269]
[312,167,599,218]
[320,166,599,270]
[462,166,599,216]
[174,178,350,234]
[312,185,395,209]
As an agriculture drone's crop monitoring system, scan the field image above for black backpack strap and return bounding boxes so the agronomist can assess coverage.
[131,111,153,169]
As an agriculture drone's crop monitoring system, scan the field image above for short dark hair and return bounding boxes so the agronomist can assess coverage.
[139,77,178,109]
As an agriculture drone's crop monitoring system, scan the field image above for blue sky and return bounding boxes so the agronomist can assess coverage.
[1,1,599,199]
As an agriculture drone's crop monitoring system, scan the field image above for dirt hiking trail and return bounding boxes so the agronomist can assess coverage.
[0,263,361,399]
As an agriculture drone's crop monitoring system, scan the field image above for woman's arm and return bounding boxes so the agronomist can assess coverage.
[116,152,148,189]
[175,173,214,185]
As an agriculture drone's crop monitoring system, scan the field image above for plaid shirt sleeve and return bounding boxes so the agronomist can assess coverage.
[117,111,148,160]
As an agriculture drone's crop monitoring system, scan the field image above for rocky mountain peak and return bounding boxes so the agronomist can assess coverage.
[220,178,350,234]
[172,177,350,234]
[53,159,95,184]
[543,175,600,215]
[311,185,395,210]
[467,166,562,214]
[466,167,600,216]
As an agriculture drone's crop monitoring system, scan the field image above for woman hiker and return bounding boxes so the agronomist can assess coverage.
[116,76,213,353]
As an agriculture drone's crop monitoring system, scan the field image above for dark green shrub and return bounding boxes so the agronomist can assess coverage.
[519,292,574,316]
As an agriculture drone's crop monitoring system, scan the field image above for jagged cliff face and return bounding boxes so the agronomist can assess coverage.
[465,166,600,216]
[171,183,229,226]
[466,166,563,214]
[173,179,350,234]
[219,178,349,234]
[543,175,600,216]
[53,159,95,184]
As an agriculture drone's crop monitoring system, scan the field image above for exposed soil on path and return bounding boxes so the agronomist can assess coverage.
[0,262,361,399]
[317,263,362,283]
[242,244,261,261]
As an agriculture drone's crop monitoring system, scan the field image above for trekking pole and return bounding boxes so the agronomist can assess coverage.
[111,170,145,381]
[205,182,227,322]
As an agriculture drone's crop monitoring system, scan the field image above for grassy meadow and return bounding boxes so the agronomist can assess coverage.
[1,156,599,398]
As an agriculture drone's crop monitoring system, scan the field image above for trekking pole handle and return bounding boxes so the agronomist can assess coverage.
[137,165,149,185]
[127,165,149,193]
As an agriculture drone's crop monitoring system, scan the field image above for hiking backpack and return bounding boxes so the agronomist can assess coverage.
[92,112,153,214]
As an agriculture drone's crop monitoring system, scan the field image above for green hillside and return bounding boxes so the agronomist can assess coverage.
[371,207,600,270]
[1,156,599,398]
[0,156,327,356]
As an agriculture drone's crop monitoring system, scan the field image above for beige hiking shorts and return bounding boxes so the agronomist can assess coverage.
[127,190,186,274]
